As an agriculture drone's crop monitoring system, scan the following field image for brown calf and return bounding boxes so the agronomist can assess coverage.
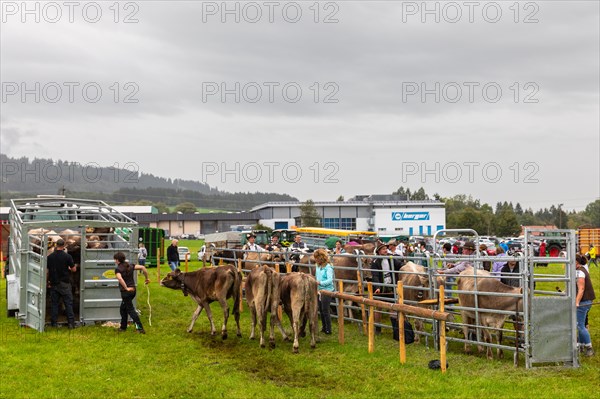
[160,265,242,340]
[245,265,289,348]
[457,267,523,359]
[279,272,318,353]
[398,261,430,343]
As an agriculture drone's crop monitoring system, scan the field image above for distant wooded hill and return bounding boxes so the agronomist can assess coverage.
[0,154,296,210]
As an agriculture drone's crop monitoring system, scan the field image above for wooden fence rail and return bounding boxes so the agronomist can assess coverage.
[320,282,453,373]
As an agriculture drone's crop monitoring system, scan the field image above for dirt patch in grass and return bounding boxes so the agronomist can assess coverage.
[194,333,331,390]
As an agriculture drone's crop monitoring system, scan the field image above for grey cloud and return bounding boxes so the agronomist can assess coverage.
[0,1,597,210]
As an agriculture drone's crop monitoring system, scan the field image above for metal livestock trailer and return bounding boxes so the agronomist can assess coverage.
[6,197,139,332]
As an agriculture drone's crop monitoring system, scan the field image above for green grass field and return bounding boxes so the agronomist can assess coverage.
[0,259,598,399]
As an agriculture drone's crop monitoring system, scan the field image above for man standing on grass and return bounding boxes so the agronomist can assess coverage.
[167,239,179,271]
[47,239,77,328]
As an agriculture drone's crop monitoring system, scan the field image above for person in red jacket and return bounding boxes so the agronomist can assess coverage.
[537,240,547,267]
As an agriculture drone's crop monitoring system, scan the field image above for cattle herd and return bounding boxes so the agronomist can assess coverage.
[159,241,529,359]
[24,228,533,360]
[161,264,318,353]
[29,226,113,314]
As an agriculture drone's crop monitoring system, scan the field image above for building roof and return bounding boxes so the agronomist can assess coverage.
[251,200,444,212]
[135,212,259,223]
[113,206,157,214]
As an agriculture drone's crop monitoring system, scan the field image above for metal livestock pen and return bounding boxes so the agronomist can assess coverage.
[6,197,139,332]
[211,227,580,368]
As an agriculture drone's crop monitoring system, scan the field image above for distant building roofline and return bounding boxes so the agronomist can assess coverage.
[251,199,444,212]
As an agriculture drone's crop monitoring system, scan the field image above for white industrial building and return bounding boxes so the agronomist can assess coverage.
[251,195,446,237]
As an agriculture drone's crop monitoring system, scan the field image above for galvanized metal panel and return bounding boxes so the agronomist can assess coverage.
[79,233,137,324]
[25,253,46,332]
[530,296,574,363]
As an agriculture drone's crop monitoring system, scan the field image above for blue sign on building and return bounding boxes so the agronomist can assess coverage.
[391,211,430,221]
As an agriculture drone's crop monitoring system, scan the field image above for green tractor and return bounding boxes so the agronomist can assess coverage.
[539,231,566,257]
[271,229,297,248]
[240,230,270,246]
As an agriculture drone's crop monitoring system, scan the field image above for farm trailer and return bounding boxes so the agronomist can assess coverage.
[6,197,139,332]
[577,228,600,254]
[115,226,166,267]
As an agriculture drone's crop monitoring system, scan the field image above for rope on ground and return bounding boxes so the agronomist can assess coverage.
[146,283,152,327]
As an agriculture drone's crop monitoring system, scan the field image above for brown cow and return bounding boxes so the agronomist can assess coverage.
[29,228,62,253]
[245,265,289,348]
[332,250,373,318]
[244,252,273,270]
[457,267,523,359]
[211,247,242,265]
[343,242,377,255]
[290,253,315,275]
[398,262,430,343]
[85,226,113,235]
[160,265,242,340]
[279,272,318,353]
[86,235,108,249]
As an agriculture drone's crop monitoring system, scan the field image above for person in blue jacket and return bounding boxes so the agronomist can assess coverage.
[314,248,334,335]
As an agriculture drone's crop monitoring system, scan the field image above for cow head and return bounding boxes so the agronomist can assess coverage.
[160,269,188,295]
[355,249,373,281]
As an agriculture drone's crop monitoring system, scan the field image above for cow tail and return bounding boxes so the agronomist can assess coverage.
[232,267,241,315]
[265,266,272,312]
[303,274,310,314]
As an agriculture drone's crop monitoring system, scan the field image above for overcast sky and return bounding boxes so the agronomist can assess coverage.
[1,1,599,211]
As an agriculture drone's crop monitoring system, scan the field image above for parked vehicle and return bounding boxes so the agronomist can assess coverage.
[240,230,270,246]
[480,236,500,245]
[138,227,166,267]
[178,246,191,261]
[197,245,207,261]
[271,229,297,247]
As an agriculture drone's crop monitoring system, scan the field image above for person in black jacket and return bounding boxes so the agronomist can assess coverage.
[167,239,179,271]
[47,239,77,328]
[371,243,397,334]
[500,260,521,288]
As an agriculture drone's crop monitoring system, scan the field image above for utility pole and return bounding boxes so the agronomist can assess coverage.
[558,203,564,229]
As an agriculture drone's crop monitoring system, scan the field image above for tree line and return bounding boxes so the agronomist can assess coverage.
[0,154,296,210]
[395,187,599,236]
[0,153,217,196]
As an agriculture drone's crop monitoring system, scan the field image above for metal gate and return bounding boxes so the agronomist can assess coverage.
[23,235,48,331]
[79,229,138,324]
[524,228,578,368]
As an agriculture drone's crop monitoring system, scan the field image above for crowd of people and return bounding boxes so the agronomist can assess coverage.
[46,231,595,358]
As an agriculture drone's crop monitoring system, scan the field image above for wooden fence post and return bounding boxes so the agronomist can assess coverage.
[184,254,189,273]
[398,281,406,364]
[338,280,345,345]
[156,249,161,283]
[439,285,447,373]
[357,270,367,335]
[286,262,292,273]
[368,282,374,353]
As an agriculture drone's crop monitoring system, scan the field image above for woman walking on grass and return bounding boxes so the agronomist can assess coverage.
[114,252,150,334]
